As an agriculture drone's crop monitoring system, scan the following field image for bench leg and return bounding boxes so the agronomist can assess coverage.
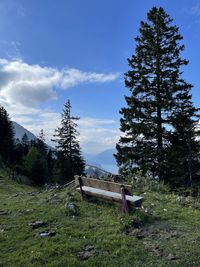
[78,176,85,200]
[121,185,129,213]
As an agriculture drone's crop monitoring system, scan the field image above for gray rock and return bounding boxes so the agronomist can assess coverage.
[65,201,78,216]
[37,230,56,238]
[29,221,46,229]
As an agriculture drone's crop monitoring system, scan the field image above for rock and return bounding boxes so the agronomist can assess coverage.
[166,253,180,260]
[65,201,78,216]
[37,230,56,238]
[85,246,94,251]
[29,221,46,229]
[103,250,109,256]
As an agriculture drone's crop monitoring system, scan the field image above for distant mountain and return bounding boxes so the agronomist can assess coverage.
[83,148,118,174]
[12,121,54,151]
[12,121,118,174]
[85,164,111,178]
[12,121,37,141]
[93,148,116,165]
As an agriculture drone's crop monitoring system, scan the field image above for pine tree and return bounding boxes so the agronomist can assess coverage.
[115,7,200,186]
[167,100,200,187]
[46,149,54,182]
[0,105,15,164]
[21,133,30,156]
[22,147,48,186]
[52,100,85,183]
[36,129,48,157]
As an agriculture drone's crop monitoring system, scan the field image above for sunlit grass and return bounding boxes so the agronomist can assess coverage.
[0,170,200,266]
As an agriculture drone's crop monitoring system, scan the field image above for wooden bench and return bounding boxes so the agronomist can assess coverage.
[75,176,143,213]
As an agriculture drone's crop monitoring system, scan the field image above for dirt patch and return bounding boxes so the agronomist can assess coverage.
[124,220,180,260]
[143,241,180,260]
[77,246,98,261]
[124,220,178,240]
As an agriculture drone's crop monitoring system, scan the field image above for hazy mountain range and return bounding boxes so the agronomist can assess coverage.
[13,121,37,141]
[83,148,117,174]
[12,121,118,174]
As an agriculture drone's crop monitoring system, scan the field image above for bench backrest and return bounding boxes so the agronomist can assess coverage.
[75,176,132,195]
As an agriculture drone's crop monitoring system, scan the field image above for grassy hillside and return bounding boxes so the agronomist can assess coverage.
[0,170,200,267]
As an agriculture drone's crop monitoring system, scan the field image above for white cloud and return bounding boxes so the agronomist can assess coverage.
[12,111,120,154]
[78,117,117,127]
[0,59,59,107]
[78,117,120,153]
[0,58,120,153]
[61,68,120,88]
[0,58,120,108]
[38,115,119,154]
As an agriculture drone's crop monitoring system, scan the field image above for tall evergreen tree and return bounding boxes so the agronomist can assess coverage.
[36,129,48,157]
[115,7,200,186]
[52,100,85,183]
[0,105,15,164]
[167,100,200,187]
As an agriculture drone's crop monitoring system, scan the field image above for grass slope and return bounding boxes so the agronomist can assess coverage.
[0,170,200,267]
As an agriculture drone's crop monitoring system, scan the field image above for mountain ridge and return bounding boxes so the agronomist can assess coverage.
[12,121,37,141]
[12,121,118,174]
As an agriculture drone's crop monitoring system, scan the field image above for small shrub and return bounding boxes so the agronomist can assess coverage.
[128,171,170,194]
[176,195,200,209]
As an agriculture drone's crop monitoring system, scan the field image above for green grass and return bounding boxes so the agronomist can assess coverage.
[0,170,200,267]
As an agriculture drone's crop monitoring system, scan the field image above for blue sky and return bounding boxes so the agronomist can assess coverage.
[0,0,200,154]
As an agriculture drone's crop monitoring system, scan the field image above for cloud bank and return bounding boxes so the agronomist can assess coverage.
[23,113,120,154]
[0,58,119,108]
[0,58,120,153]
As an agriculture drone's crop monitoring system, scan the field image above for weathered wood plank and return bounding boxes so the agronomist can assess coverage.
[77,186,143,207]
[75,176,132,195]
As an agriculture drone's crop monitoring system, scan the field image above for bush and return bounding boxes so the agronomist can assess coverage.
[129,171,170,194]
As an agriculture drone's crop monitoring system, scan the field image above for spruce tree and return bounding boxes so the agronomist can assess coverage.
[52,100,85,183]
[0,105,15,164]
[167,99,200,187]
[22,147,48,186]
[36,129,48,157]
[115,7,200,186]
[21,133,30,156]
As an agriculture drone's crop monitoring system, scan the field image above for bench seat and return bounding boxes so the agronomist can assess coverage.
[78,185,143,207]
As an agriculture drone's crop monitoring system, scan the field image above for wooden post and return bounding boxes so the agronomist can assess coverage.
[121,185,129,213]
[78,176,84,200]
